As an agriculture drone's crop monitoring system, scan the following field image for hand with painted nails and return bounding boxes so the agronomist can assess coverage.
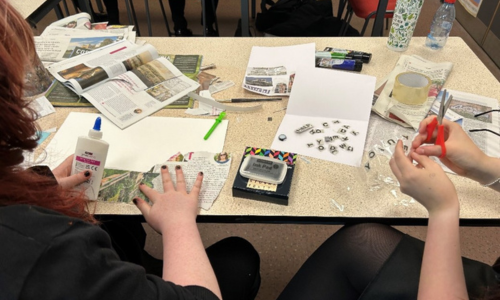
[412,116,495,184]
[134,165,203,234]
[390,141,458,215]
[52,155,92,190]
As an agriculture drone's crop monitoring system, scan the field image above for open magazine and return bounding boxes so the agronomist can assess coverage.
[372,55,453,129]
[45,54,202,109]
[35,13,135,63]
[47,40,199,129]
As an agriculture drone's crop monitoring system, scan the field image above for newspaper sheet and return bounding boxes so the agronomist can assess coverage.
[430,89,500,158]
[48,12,93,29]
[35,13,135,63]
[372,55,453,129]
[242,43,315,96]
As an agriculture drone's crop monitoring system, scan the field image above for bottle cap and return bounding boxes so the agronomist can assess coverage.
[89,117,103,139]
[444,0,455,3]
[353,60,363,72]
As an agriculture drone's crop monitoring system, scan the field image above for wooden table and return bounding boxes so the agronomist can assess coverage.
[37,37,500,225]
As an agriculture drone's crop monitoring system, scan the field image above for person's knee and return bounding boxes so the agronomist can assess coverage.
[220,237,260,263]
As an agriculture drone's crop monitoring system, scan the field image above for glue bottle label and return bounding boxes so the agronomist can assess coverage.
[73,149,106,199]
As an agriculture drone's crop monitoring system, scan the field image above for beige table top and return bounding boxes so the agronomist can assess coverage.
[37,37,500,223]
[10,0,48,19]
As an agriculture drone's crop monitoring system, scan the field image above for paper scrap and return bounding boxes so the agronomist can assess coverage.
[152,151,231,210]
[30,96,56,119]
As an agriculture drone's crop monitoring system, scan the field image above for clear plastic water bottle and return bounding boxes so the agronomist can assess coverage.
[425,0,456,50]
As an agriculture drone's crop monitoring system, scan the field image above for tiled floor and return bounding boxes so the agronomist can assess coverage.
[33,1,500,299]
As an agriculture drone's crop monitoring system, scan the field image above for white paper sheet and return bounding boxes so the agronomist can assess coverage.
[271,66,376,167]
[44,112,228,172]
[242,43,316,96]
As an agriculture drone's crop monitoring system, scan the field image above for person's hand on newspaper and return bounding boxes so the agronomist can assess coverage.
[134,165,202,234]
[411,116,495,184]
[391,140,458,215]
[52,155,92,189]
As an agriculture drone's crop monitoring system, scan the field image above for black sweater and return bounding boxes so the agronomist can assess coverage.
[0,205,219,300]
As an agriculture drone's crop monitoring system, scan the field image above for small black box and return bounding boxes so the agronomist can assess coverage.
[232,146,297,206]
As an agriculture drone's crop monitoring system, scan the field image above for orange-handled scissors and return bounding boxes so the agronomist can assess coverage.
[425,89,453,158]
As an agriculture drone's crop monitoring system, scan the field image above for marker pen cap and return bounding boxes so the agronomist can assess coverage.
[353,60,363,72]
[349,53,372,64]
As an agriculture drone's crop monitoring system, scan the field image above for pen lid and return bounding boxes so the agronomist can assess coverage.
[353,60,363,72]
[350,53,372,64]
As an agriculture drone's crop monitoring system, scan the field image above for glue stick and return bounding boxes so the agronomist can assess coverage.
[71,117,109,200]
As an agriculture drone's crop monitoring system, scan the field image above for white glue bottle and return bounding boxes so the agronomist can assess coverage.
[71,117,109,200]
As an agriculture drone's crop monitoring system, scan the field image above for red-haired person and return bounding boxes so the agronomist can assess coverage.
[0,2,260,299]
[276,117,500,300]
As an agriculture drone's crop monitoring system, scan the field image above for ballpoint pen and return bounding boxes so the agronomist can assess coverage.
[218,98,282,103]
[425,89,453,158]
[204,111,226,140]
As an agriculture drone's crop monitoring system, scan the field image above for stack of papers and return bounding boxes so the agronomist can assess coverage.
[35,12,136,64]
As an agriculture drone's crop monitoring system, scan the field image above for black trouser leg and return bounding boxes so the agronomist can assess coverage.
[168,0,188,31]
[277,223,403,300]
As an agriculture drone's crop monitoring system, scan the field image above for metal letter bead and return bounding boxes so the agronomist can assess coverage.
[295,123,314,133]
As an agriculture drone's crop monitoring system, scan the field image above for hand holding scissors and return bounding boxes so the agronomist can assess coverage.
[425,89,453,158]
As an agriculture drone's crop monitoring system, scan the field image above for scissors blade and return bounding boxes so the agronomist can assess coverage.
[437,89,447,124]
[443,94,453,117]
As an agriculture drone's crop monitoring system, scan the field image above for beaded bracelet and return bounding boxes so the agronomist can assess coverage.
[483,177,500,187]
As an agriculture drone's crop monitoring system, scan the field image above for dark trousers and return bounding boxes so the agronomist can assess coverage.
[168,0,218,30]
[100,218,261,300]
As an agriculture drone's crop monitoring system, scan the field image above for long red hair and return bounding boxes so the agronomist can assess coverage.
[0,0,95,223]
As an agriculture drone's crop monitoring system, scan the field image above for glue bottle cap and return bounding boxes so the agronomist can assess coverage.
[89,117,103,139]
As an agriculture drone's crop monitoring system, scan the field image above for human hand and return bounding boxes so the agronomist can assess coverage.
[390,140,459,216]
[52,155,92,189]
[134,165,202,234]
[411,116,489,182]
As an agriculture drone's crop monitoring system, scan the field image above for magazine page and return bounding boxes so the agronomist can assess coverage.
[160,54,203,108]
[372,55,453,129]
[242,43,315,96]
[82,57,200,129]
[47,41,158,94]
[45,54,203,109]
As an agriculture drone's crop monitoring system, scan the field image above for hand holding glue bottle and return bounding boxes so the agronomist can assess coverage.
[71,117,109,200]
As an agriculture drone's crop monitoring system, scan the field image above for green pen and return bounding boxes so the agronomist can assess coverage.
[204,111,226,140]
